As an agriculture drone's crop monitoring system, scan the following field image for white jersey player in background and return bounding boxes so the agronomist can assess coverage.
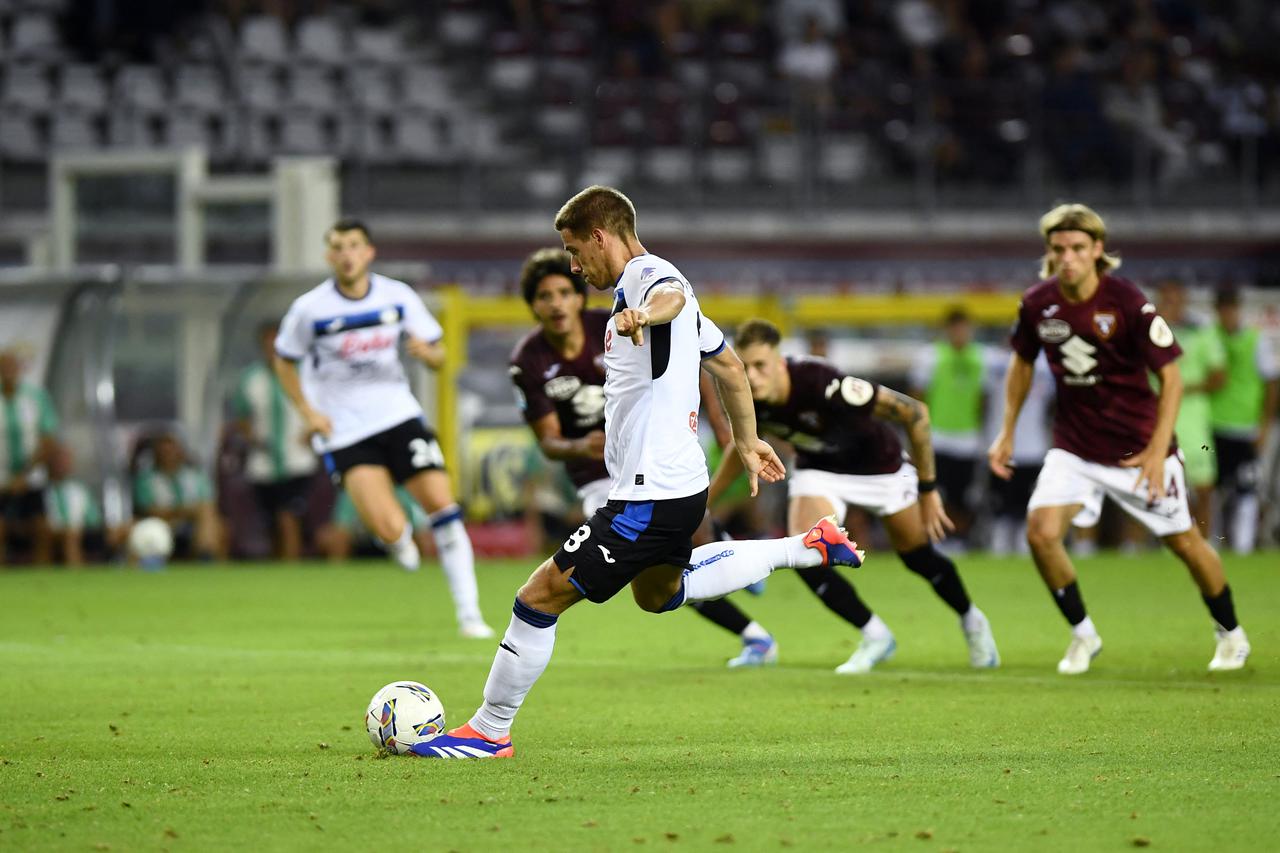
[415,186,864,759]
[273,219,493,639]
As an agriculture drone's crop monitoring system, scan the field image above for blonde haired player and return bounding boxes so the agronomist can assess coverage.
[989,203,1249,674]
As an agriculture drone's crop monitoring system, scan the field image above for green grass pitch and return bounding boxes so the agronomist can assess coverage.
[1,551,1276,851]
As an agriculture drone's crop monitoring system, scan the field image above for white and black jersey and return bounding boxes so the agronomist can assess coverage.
[602,253,725,502]
[275,273,443,453]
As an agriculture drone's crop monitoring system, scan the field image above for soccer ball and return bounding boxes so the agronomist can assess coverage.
[128,517,174,563]
[365,681,446,754]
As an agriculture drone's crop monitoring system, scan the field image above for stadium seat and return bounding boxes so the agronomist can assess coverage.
[172,65,226,114]
[393,110,450,165]
[819,134,871,183]
[295,16,347,66]
[279,108,331,155]
[2,63,53,111]
[0,108,44,161]
[8,12,62,60]
[399,64,457,112]
[239,15,289,65]
[438,2,489,50]
[164,108,217,150]
[114,65,168,116]
[286,66,337,112]
[760,133,802,184]
[49,110,99,151]
[344,66,398,116]
[237,65,283,114]
[582,147,639,186]
[58,64,108,112]
[351,26,411,66]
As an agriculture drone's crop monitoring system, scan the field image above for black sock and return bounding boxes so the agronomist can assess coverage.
[1051,581,1087,626]
[796,566,873,629]
[1202,585,1239,632]
[690,598,752,636]
[898,546,972,616]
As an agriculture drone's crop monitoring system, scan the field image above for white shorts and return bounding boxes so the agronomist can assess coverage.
[788,463,919,521]
[578,478,612,517]
[1027,448,1192,537]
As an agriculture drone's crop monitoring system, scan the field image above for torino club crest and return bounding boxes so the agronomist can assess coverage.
[1093,312,1117,340]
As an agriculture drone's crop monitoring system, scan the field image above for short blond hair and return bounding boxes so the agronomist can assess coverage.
[554,185,637,239]
[1038,203,1121,279]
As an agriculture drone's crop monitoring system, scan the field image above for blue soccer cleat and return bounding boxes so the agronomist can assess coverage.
[803,514,865,568]
[727,636,778,668]
[409,723,514,759]
[744,578,767,596]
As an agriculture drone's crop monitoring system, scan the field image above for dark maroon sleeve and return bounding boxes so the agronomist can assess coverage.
[1129,296,1182,373]
[509,355,554,423]
[800,360,878,420]
[1009,297,1041,362]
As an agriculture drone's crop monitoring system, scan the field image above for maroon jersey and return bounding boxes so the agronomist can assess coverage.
[1010,274,1181,465]
[755,356,905,476]
[510,309,610,488]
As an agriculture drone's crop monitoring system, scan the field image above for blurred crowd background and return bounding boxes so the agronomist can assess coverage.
[1,0,1277,567]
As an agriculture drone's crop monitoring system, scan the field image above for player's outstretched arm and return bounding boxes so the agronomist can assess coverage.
[272,355,332,438]
[873,387,954,541]
[701,346,785,496]
[405,337,445,370]
[1120,360,1182,501]
[529,412,604,462]
[699,370,734,450]
[613,283,686,345]
[988,352,1033,480]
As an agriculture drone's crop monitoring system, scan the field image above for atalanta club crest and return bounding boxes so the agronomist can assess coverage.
[1093,312,1117,340]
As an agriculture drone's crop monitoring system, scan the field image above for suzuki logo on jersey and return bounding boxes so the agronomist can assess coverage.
[1060,335,1099,384]
[340,330,397,357]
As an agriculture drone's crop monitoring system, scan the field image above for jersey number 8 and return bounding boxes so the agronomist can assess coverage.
[562,524,592,552]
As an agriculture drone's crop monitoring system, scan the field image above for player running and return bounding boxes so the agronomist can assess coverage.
[709,319,999,673]
[508,247,779,668]
[988,203,1249,674]
[273,219,493,639]
[415,186,864,759]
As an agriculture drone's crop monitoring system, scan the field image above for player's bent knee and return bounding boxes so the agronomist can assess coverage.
[1025,513,1066,551]
[1162,529,1200,561]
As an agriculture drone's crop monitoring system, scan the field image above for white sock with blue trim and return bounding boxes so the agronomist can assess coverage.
[469,599,557,739]
[675,536,820,606]
[430,505,483,625]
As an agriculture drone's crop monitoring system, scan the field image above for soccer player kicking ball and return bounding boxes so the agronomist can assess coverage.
[415,186,863,759]
[274,219,493,639]
[989,203,1250,675]
[508,248,781,668]
[709,319,999,673]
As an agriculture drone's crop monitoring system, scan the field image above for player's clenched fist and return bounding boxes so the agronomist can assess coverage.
[613,308,649,345]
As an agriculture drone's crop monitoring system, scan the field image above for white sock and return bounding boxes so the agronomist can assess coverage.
[679,536,820,605]
[381,522,420,570]
[1071,616,1099,639]
[861,613,892,640]
[961,605,984,632]
[1231,494,1258,553]
[741,620,770,642]
[430,506,482,624]
[469,601,557,739]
